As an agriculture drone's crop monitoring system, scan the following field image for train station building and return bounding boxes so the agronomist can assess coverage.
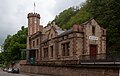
[25,12,106,64]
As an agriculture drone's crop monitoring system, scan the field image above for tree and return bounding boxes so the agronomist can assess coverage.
[54,7,79,29]
[2,26,27,64]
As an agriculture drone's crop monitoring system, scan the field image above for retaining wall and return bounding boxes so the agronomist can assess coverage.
[20,64,119,76]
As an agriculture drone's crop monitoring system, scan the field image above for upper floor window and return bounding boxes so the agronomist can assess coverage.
[33,41,35,47]
[36,39,39,45]
[92,26,95,35]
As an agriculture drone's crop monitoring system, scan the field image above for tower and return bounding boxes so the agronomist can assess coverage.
[27,13,40,36]
[26,13,41,63]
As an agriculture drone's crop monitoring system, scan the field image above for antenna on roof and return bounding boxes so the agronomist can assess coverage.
[34,1,36,13]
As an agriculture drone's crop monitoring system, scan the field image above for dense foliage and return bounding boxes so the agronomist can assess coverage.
[1,26,27,65]
[53,0,120,52]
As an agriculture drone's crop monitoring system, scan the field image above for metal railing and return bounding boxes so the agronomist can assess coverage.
[79,52,120,62]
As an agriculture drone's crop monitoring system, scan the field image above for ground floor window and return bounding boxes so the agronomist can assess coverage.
[50,46,53,57]
[61,42,70,56]
[36,50,39,59]
[44,47,48,58]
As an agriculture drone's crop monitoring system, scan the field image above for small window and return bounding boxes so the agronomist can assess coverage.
[33,41,35,47]
[36,39,39,45]
[103,30,104,35]
[66,42,70,56]
[50,46,53,57]
[62,44,65,56]
[92,26,95,35]
[36,50,39,59]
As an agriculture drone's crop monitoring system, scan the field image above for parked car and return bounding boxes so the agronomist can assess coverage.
[7,68,14,73]
[3,68,8,72]
[12,68,19,73]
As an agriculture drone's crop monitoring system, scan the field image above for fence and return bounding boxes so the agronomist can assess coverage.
[79,52,120,64]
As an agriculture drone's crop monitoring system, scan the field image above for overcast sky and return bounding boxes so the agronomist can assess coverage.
[0,0,86,45]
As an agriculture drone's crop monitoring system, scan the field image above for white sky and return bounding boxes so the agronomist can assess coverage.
[0,0,86,45]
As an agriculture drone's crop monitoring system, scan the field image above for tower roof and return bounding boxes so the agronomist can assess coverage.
[27,12,40,19]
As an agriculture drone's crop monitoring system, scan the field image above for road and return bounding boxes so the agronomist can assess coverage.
[0,68,50,76]
[0,71,27,76]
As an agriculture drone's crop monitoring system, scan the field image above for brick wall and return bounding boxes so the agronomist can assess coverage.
[20,64,119,76]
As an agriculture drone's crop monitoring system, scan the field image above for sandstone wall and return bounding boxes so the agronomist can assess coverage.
[20,64,119,76]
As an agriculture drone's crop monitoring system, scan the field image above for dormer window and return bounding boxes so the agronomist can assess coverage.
[92,26,95,35]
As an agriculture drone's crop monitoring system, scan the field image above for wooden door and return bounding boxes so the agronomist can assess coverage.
[90,45,97,60]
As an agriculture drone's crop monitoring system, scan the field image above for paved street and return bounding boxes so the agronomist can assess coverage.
[0,68,50,76]
[0,71,27,76]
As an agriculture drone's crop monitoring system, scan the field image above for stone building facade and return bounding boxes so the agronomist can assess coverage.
[26,12,106,64]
